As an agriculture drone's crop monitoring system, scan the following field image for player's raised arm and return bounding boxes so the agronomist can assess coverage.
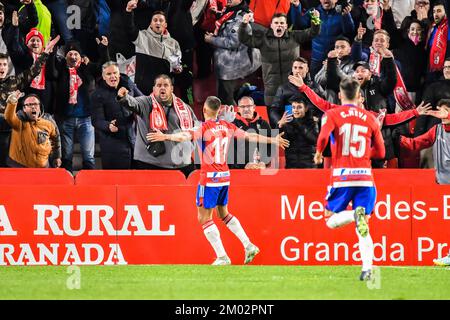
[147,129,193,143]
[244,131,290,150]
[314,113,336,164]
[288,75,337,112]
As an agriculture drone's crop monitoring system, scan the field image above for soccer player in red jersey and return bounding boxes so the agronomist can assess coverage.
[148,96,289,265]
[290,75,386,281]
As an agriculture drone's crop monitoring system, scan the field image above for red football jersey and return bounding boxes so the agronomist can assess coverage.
[317,105,385,188]
[192,119,246,186]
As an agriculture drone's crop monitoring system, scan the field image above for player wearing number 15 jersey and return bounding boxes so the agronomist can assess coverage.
[289,75,386,281]
[148,96,289,266]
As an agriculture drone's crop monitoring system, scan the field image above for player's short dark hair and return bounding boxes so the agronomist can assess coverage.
[339,77,361,101]
[335,35,351,45]
[21,93,42,109]
[237,96,255,107]
[152,10,167,20]
[374,29,390,41]
[271,13,287,21]
[205,96,222,111]
[154,74,173,86]
[437,99,450,108]
[288,96,307,105]
[433,0,445,8]
[102,61,119,72]
[293,57,308,65]
[0,52,9,60]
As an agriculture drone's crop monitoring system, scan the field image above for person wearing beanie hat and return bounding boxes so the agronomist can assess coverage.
[63,41,84,58]
[26,28,45,48]
[10,28,56,114]
[52,36,109,172]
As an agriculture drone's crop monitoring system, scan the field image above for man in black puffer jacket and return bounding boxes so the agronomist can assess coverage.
[239,11,321,106]
[277,97,318,169]
[91,61,143,169]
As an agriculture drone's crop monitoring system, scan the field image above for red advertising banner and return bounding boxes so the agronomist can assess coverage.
[0,169,448,266]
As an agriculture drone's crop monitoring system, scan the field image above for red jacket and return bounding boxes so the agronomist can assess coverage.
[400,118,450,150]
[249,0,291,27]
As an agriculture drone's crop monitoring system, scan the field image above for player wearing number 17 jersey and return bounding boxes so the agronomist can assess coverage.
[148,96,289,266]
[295,76,386,281]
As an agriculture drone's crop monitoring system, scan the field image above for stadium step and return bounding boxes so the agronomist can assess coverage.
[72,142,102,174]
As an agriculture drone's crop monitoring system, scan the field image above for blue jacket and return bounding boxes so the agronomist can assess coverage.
[298,5,354,62]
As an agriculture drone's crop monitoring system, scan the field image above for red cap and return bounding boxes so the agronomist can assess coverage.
[25,28,44,45]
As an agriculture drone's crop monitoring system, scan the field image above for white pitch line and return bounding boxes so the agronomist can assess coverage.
[380,266,449,270]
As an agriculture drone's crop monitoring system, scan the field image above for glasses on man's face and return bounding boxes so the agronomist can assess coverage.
[238,105,254,109]
[24,103,40,108]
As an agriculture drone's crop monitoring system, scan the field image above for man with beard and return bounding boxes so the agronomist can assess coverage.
[4,91,61,168]
[238,11,321,107]
[425,1,448,83]
[352,30,398,113]
[124,1,183,95]
[228,96,272,169]
[117,74,198,177]
[91,61,142,169]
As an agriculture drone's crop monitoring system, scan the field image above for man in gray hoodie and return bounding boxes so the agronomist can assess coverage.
[117,74,198,177]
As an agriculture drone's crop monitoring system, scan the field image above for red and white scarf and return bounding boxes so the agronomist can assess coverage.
[69,66,83,104]
[214,10,235,36]
[369,47,382,76]
[30,52,46,90]
[369,48,415,110]
[364,3,383,30]
[428,17,448,72]
[149,93,193,131]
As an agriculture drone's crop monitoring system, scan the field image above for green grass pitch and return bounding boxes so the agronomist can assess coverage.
[0,265,449,300]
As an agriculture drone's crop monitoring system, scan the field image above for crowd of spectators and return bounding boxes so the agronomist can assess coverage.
[0,0,449,183]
